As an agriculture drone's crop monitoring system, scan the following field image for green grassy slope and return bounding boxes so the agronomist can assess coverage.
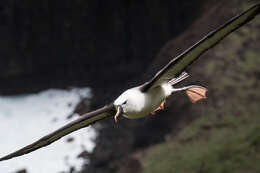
[141,2,260,173]
[142,111,260,173]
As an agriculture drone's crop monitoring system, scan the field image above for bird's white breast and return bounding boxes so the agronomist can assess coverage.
[123,85,168,119]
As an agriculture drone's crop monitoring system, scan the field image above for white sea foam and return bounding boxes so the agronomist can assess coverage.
[0,88,96,173]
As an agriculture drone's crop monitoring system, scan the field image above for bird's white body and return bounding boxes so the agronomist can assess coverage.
[114,84,172,118]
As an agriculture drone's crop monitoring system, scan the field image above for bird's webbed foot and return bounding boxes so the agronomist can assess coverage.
[185,86,207,103]
[151,99,166,115]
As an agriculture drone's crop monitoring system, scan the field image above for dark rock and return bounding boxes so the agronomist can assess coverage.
[77,150,90,160]
[66,137,74,143]
[117,156,142,173]
[15,169,27,173]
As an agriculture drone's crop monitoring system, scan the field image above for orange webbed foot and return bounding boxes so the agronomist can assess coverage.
[185,87,207,103]
[151,99,166,115]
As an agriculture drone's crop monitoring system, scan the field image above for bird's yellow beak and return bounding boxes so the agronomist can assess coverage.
[114,105,123,123]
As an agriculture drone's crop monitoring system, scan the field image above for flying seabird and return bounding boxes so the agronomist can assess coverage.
[0,3,259,162]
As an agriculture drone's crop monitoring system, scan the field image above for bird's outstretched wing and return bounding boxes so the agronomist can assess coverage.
[141,3,260,92]
[0,104,116,161]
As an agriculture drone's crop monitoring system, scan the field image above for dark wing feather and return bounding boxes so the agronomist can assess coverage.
[0,104,116,161]
[141,3,260,92]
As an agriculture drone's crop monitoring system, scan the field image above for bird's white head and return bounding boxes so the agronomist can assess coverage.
[113,87,144,120]
[114,89,131,113]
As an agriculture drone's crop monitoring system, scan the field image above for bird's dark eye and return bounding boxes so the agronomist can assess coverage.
[123,100,127,104]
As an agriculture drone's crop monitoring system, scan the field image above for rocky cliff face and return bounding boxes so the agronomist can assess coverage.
[83,1,260,173]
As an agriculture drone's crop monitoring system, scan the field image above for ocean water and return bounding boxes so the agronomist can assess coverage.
[0,88,96,173]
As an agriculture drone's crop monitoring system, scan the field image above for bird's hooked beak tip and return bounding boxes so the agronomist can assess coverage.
[114,105,123,123]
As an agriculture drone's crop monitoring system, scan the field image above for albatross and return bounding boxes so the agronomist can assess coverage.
[0,3,260,161]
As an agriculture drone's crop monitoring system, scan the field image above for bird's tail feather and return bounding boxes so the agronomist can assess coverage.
[168,72,189,86]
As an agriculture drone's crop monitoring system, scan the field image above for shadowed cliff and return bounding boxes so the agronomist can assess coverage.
[0,0,201,96]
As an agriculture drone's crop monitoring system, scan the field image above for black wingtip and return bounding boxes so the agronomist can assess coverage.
[0,155,11,162]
